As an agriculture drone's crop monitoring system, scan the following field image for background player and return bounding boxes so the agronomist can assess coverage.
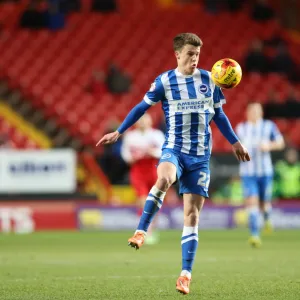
[236,102,285,247]
[97,33,250,295]
[121,113,165,244]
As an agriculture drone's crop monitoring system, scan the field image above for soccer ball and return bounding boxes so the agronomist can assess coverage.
[211,58,242,89]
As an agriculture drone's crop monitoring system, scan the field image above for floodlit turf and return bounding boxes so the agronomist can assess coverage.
[0,230,300,300]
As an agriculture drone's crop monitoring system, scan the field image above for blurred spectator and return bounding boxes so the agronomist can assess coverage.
[264,88,300,119]
[106,63,132,94]
[19,0,66,30]
[274,148,300,199]
[47,0,65,30]
[58,0,81,13]
[225,0,244,12]
[86,70,107,97]
[203,0,219,14]
[19,1,48,30]
[97,119,129,184]
[251,0,275,22]
[204,0,244,13]
[244,39,269,74]
[92,0,117,12]
[284,88,300,119]
[271,44,295,77]
[264,22,286,48]
[264,89,282,119]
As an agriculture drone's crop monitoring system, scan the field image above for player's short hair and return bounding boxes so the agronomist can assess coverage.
[173,33,203,52]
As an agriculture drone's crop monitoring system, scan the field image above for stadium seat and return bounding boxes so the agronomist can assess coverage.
[0,118,39,149]
[0,0,299,150]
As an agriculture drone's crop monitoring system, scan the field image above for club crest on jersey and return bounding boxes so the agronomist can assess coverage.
[149,82,156,92]
[161,153,171,159]
[198,84,208,94]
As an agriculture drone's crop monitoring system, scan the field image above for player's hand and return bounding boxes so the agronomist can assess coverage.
[232,141,251,162]
[96,131,121,146]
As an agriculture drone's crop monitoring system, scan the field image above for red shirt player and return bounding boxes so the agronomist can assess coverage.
[121,113,165,243]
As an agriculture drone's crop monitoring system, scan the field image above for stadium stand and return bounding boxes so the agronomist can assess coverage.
[0,0,299,154]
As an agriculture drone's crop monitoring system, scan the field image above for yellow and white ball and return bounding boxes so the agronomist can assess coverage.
[211,58,242,89]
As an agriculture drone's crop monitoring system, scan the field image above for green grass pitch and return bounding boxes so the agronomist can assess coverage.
[0,230,300,300]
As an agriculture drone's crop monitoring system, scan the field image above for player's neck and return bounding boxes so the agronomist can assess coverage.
[176,67,195,76]
[249,118,262,124]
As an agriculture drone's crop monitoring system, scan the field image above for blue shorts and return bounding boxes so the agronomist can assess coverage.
[158,149,210,198]
[241,176,273,202]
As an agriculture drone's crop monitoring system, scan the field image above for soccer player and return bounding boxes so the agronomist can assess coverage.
[236,102,285,247]
[121,113,165,244]
[97,33,250,295]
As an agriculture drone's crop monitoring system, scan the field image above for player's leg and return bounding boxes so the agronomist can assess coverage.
[176,193,205,295]
[135,194,160,245]
[129,169,157,240]
[128,151,179,249]
[134,187,158,244]
[135,161,176,232]
[241,176,261,247]
[258,176,273,234]
[176,160,209,295]
[144,169,161,245]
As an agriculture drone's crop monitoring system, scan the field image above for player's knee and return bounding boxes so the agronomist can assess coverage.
[156,175,174,191]
[264,202,271,210]
[246,196,259,207]
[184,211,199,226]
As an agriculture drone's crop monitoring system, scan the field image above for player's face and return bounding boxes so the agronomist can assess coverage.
[246,104,263,122]
[175,44,200,75]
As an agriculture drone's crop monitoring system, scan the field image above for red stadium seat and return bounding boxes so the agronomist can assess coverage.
[0,0,299,150]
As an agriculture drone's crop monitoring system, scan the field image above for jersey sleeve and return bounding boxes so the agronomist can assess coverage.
[143,75,165,106]
[270,122,283,141]
[213,86,226,108]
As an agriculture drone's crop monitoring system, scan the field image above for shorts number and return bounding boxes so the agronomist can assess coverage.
[197,171,210,188]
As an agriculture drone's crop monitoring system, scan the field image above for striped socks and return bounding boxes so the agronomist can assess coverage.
[181,226,199,274]
[136,186,166,234]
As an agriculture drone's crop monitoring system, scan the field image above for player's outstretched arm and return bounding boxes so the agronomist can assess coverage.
[96,131,121,146]
[213,107,250,162]
[96,100,151,146]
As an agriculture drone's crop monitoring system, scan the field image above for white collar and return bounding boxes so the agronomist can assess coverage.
[175,67,199,78]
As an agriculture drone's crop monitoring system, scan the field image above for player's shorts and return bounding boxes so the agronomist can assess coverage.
[158,149,210,198]
[241,176,273,202]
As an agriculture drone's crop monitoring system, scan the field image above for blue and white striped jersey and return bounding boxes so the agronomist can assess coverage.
[236,119,283,176]
[143,68,225,159]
